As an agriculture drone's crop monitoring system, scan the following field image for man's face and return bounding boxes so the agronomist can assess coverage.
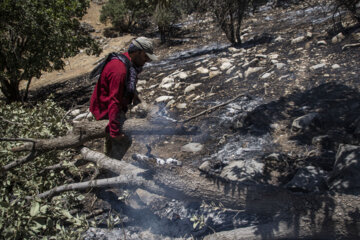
[132,50,151,67]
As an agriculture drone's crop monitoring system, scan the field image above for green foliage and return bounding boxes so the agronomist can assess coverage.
[0,98,89,239]
[153,3,181,43]
[0,0,101,103]
[100,0,153,32]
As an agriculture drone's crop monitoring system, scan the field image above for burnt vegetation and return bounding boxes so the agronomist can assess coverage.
[1,0,360,239]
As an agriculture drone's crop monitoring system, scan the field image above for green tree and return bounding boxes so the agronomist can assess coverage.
[153,2,181,43]
[100,0,153,32]
[0,0,101,103]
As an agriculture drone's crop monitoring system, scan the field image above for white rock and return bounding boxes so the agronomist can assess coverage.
[310,63,326,70]
[291,36,306,44]
[166,99,176,108]
[137,86,143,93]
[210,67,218,71]
[181,143,203,153]
[159,76,174,88]
[186,94,196,101]
[332,32,345,44]
[332,64,340,69]
[269,54,279,59]
[155,96,174,103]
[255,54,267,59]
[317,40,327,46]
[184,83,202,94]
[226,66,235,75]
[176,103,187,109]
[306,31,313,38]
[177,72,188,80]
[160,82,174,90]
[261,72,272,79]
[276,63,286,69]
[237,72,244,79]
[196,67,209,74]
[209,71,221,79]
[275,36,284,42]
[245,67,264,78]
[137,80,146,85]
[220,62,232,71]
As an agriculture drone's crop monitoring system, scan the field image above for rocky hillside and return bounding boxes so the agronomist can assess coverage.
[29,0,360,239]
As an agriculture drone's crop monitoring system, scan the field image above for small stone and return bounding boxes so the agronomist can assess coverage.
[181,143,203,153]
[245,67,264,78]
[196,67,209,74]
[292,113,319,131]
[166,99,176,107]
[317,40,327,46]
[184,83,202,94]
[310,63,326,70]
[261,72,272,79]
[332,64,340,69]
[269,54,279,59]
[209,71,221,79]
[159,76,174,88]
[220,62,232,71]
[155,96,174,103]
[275,36,284,42]
[226,66,235,75]
[199,161,211,172]
[176,103,187,109]
[177,72,188,80]
[276,63,286,69]
[291,36,306,44]
[137,80,146,85]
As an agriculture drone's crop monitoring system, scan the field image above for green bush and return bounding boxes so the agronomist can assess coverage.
[153,3,181,43]
[100,0,152,32]
[0,98,89,239]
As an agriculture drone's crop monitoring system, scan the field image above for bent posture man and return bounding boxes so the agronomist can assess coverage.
[89,37,158,159]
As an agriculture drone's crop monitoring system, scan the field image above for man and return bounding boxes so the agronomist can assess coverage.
[89,36,158,159]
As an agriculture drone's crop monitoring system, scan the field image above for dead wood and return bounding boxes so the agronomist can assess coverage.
[342,42,360,50]
[31,148,360,238]
[11,119,198,152]
[179,93,248,124]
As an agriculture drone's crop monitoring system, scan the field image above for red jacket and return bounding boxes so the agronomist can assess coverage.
[90,52,132,137]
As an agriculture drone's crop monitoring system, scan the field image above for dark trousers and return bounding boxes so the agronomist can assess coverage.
[104,134,132,160]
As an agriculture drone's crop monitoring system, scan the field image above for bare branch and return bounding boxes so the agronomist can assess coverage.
[2,142,36,171]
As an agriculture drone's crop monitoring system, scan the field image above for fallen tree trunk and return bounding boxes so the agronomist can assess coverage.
[33,148,360,239]
[12,119,198,152]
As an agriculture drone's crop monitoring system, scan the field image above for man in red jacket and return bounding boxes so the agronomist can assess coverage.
[89,36,158,159]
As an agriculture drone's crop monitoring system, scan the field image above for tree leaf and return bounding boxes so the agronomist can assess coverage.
[30,202,40,217]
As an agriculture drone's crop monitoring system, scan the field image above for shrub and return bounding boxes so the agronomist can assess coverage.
[100,0,152,32]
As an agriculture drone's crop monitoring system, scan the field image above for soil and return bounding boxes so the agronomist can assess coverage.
[24,0,360,238]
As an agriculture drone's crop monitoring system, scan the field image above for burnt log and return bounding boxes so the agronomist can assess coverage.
[11,119,198,152]
[79,148,360,239]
